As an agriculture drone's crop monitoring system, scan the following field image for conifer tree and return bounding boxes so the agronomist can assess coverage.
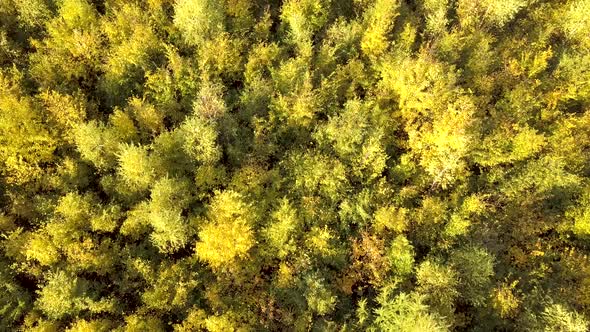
[1,0,590,330]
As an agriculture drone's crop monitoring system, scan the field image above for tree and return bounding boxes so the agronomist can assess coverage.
[45,192,96,245]
[148,193,192,253]
[284,151,348,202]
[195,190,255,270]
[197,33,244,81]
[0,261,31,330]
[36,271,115,319]
[262,198,300,260]
[29,0,102,91]
[117,144,156,192]
[24,230,60,266]
[416,259,459,322]
[566,187,590,238]
[180,112,222,165]
[141,260,199,311]
[491,281,520,319]
[457,0,531,28]
[100,3,164,106]
[14,0,52,31]
[126,98,165,139]
[562,0,590,48]
[119,314,165,332]
[39,90,87,144]
[449,246,494,307]
[315,100,388,181]
[173,0,225,46]
[0,68,56,185]
[66,319,115,332]
[281,0,331,48]
[380,54,478,189]
[420,0,450,36]
[74,118,135,172]
[373,286,449,332]
[3,0,590,330]
[304,273,337,316]
[540,303,589,332]
[360,0,400,59]
[387,235,414,278]
[150,129,195,178]
[269,56,321,128]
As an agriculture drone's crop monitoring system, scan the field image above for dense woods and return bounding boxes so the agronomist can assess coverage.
[1,0,590,330]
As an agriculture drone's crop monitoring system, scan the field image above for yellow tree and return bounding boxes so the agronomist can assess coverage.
[195,190,255,271]
[381,54,478,189]
[0,68,56,185]
[29,0,102,90]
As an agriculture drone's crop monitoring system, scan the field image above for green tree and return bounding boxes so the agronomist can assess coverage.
[281,0,331,48]
[174,0,225,46]
[540,303,589,332]
[147,177,193,253]
[117,144,156,192]
[0,261,31,330]
[449,246,494,307]
[141,260,199,311]
[36,271,114,319]
[373,287,449,332]
[262,198,301,260]
[100,3,163,106]
[416,259,459,322]
[387,235,414,278]
[29,0,102,91]
[457,0,531,28]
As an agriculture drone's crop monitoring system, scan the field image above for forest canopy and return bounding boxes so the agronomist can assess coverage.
[1,0,590,331]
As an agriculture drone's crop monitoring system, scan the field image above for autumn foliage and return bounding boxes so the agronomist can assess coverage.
[1,0,590,331]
